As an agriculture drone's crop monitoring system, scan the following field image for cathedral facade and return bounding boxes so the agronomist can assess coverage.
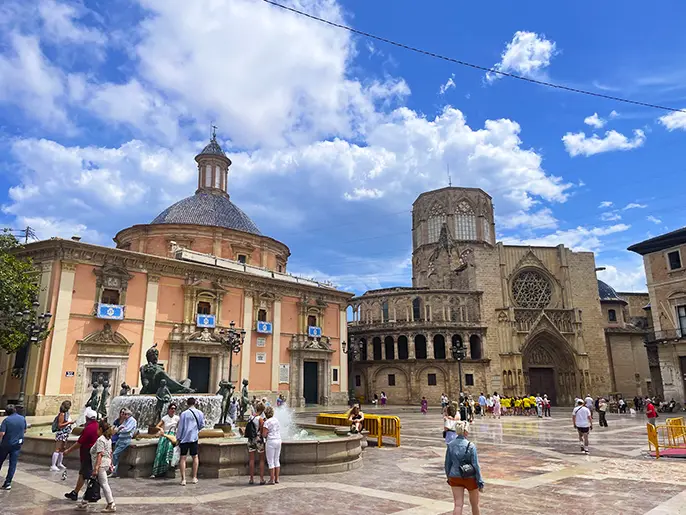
[348,187,613,405]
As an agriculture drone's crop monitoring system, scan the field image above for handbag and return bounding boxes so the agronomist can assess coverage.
[84,477,101,503]
[459,442,476,478]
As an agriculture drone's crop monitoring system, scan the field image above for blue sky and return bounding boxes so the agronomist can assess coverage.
[2,0,685,294]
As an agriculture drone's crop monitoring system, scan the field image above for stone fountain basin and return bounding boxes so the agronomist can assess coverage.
[20,426,363,478]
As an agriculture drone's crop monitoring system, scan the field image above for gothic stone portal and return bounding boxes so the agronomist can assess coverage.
[522,338,579,406]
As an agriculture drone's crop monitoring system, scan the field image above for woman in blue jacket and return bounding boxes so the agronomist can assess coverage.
[444,422,483,515]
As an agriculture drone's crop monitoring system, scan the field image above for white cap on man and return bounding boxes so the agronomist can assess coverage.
[84,407,98,419]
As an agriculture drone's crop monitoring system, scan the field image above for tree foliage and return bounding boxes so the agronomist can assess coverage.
[0,229,42,353]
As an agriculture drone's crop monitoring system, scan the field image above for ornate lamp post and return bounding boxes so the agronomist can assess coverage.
[341,337,362,406]
[15,300,52,408]
[218,321,246,386]
[450,337,467,396]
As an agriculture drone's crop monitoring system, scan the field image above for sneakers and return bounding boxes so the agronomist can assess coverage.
[579,445,585,452]
[65,490,78,501]
[180,480,186,486]
[102,503,117,513]
[50,465,60,472]
[191,478,198,484]
[1,484,11,491]
[75,502,89,511]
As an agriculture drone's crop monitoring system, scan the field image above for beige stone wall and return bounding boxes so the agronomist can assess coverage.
[607,333,652,397]
[567,251,611,393]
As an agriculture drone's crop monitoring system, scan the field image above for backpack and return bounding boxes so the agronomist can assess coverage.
[51,415,60,433]
[244,416,258,440]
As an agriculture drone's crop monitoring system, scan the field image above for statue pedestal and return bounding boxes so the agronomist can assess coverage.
[214,424,234,434]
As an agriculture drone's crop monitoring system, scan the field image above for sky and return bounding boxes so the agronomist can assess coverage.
[1,0,685,295]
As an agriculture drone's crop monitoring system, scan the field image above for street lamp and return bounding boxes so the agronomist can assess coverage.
[450,336,467,396]
[14,300,52,408]
[341,337,362,406]
[217,321,246,387]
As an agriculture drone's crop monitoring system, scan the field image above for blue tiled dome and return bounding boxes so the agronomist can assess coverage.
[598,279,622,302]
[151,192,261,235]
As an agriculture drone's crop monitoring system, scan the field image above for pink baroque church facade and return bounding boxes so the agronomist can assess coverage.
[1,136,352,415]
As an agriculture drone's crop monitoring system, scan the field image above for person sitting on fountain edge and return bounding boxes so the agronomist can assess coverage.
[348,404,364,434]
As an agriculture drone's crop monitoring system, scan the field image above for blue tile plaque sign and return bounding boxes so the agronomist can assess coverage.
[97,303,124,320]
[308,326,322,338]
[196,314,216,328]
[256,321,273,334]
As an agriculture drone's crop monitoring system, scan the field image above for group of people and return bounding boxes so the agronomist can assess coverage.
[371,391,388,407]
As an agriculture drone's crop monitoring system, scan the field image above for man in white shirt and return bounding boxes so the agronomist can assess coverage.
[572,399,592,454]
[584,394,594,415]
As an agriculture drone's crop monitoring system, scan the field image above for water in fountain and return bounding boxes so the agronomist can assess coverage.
[274,404,312,440]
[107,394,223,429]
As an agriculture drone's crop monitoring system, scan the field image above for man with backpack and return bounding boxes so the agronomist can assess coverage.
[245,401,265,485]
[176,398,205,486]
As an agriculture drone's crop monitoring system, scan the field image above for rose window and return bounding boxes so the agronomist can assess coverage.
[511,271,552,309]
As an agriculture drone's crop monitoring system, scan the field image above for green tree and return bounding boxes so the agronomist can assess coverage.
[0,229,42,353]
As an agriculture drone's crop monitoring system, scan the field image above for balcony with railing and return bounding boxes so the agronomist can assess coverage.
[645,328,686,344]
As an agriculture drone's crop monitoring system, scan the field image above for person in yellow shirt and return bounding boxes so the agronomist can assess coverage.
[502,397,510,415]
[514,397,522,416]
[522,397,531,415]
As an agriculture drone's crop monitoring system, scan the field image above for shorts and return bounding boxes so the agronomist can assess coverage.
[577,427,590,434]
[79,457,92,478]
[179,441,198,456]
[247,438,264,453]
[448,477,479,490]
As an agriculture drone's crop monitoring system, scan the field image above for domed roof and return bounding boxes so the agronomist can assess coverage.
[597,279,624,303]
[151,192,261,235]
[199,138,226,157]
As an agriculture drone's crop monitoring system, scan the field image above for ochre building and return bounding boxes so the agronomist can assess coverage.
[629,228,686,403]
[348,187,636,405]
[0,137,352,415]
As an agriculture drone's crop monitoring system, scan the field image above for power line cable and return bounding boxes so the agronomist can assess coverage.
[260,0,686,114]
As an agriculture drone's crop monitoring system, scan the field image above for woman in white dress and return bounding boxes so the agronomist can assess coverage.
[262,406,282,485]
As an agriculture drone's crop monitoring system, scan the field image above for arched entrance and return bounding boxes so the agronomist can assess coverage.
[522,332,579,406]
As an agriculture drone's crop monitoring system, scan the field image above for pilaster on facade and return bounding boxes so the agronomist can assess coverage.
[270,299,282,391]
[241,294,254,382]
[139,274,161,386]
[45,261,77,396]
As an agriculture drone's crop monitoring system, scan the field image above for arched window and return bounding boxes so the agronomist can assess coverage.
[433,334,446,359]
[204,164,212,187]
[469,334,482,360]
[414,334,427,359]
[412,298,422,321]
[397,335,409,359]
[454,201,477,240]
[427,204,446,243]
[372,337,382,360]
[482,217,491,243]
[382,301,389,322]
[608,309,617,322]
[359,338,368,360]
[384,336,395,360]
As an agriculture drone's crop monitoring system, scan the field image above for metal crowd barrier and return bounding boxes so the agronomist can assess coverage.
[647,420,686,459]
[316,413,401,447]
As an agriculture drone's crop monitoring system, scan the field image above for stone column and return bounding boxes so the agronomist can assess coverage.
[427,334,434,360]
[45,262,77,396]
[381,338,386,360]
[241,294,254,382]
[270,300,282,391]
[408,336,416,359]
[339,308,348,395]
[139,275,160,386]
[393,336,398,360]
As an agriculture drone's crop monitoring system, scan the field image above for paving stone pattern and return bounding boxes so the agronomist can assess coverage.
[1,407,685,514]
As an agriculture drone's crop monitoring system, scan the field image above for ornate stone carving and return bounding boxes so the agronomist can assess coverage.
[497,311,509,323]
[528,346,554,365]
[511,271,552,309]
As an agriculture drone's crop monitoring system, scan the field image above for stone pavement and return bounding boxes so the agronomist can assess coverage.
[1,407,685,514]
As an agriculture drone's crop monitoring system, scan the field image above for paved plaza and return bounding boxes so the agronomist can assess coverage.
[1,408,685,515]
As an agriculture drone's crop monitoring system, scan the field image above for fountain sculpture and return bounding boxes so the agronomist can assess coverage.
[107,344,222,428]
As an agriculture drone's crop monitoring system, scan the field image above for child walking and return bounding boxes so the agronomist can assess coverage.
[420,397,428,415]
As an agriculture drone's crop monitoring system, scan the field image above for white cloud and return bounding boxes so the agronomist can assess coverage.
[600,212,621,221]
[647,215,662,224]
[623,203,647,210]
[562,129,646,157]
[439,74,456,95]
[598,201,613,208]
[486,31,556,83]
[497,208,557,230]
[596,262,646,293]
[609,110,619,119]
[658,109,686,131]
[37,0,106,46]
[0,33,71,130]
[584,113,606,129]
[501,224,631,252]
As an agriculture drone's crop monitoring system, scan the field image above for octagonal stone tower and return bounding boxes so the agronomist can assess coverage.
[411,187,495,289]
